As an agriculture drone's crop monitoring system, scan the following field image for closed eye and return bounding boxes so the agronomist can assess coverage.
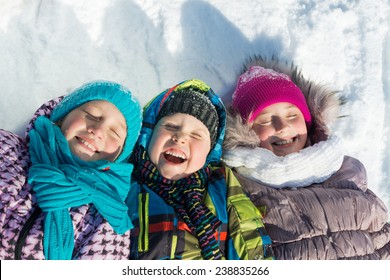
[111,128,121,139]
[254,119,272,126]
[83,110,100,121]
[163,123,179,130]
[191,133,203,139]
[286,114,297,119]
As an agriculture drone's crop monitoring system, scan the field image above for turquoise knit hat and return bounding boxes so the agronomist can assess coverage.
[50,80,142,162]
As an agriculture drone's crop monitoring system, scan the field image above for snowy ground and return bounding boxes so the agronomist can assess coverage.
[1,0,389,213]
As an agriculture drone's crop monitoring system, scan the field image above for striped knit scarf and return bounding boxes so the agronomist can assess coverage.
[28,116,134,260]
[132,145,222,260]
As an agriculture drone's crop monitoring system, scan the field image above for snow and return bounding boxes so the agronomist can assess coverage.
[1,0,389,214]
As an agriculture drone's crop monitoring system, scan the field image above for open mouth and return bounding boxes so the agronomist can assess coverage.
[77,136,99,153]
[272,136,297,146]
[163,150,187,164]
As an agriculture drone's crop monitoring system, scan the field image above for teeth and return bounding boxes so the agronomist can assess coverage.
[274,139,294,146]
[80,138,97,152]
[165,150,186,159]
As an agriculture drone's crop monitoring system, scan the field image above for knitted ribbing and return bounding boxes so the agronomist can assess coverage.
[28,116,134,259]
[222,136,344,188]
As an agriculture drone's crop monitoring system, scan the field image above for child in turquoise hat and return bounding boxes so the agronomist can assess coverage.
[0,81,142,260]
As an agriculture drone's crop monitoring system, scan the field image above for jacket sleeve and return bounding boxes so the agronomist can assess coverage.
[0,129,29,194]
[0,129,29,212]
[0,129,31,259]
[224,167,274,260]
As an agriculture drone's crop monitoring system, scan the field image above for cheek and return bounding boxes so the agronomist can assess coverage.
[253,126,273,149]
[105,138,124,152]
[254,127,272,142]
[259,140,272,151]
[147,132,163,164]
[295,119,308,135]
[60,119,75,140]
[147,145,158,164]
[190,143,209,168]
[60,115,85,139]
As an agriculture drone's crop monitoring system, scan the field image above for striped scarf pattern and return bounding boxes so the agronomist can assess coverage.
[132,145,222,259]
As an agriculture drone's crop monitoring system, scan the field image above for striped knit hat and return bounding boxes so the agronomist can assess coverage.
[156,87,219,148]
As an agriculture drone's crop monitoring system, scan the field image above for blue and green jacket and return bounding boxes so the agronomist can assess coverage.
[127,79,273,260]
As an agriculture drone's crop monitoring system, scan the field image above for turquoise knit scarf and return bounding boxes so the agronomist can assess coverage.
[28,116,134,260]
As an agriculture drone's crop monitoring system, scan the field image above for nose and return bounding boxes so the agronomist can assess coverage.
[172,131,187,144]
[88,123,105,139]
[274,118,290,134]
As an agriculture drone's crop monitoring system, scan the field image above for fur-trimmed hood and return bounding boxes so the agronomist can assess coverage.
[223,56,345,150]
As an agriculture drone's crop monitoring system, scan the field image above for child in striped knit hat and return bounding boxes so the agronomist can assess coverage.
[127,79,274,260]
[222,56,390,260]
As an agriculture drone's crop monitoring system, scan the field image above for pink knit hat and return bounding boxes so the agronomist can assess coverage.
[232,66,312,126]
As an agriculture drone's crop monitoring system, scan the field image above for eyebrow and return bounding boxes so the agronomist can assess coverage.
[260,105,297,115]
[193,127,208,135]
[82,104,102,113]
[285,105,296,109]
[193,125,211,138]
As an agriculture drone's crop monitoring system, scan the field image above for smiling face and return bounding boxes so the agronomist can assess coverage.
[60,100,127,162]
[147,113,211,180]
[251,102,308,156]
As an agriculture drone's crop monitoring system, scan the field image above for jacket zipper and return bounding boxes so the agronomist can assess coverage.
[138,189,149,253]
[170,216,178,259]
[15,207,42,259]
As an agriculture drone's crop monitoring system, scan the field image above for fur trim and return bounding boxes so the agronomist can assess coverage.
[223,55,346,150]
[224,106,260,149]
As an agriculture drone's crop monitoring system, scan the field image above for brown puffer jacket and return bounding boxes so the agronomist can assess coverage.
[222,56,390,259]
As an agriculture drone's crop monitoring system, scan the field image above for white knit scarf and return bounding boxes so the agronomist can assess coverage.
[222,136,344,188]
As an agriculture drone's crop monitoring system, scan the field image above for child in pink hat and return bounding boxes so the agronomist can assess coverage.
[222,56,390,260]
[231,66,312,157]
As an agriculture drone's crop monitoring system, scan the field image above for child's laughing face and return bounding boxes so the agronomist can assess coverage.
[60,100,127,162]
[252,102,308,156]
[148,113,211,180]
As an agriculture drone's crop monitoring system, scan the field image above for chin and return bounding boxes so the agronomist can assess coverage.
[160,170,186,181]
